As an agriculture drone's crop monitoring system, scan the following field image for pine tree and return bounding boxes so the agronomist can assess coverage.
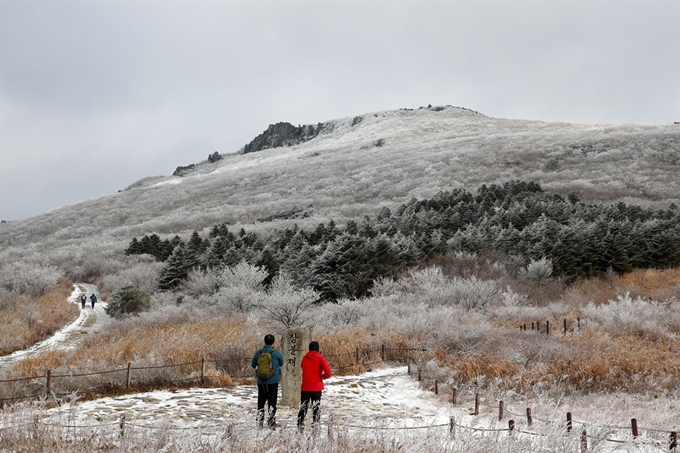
[125,238,141,256]
[158,245,190,291]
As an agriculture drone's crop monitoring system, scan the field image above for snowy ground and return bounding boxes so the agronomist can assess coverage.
[48,367,452,431]
[0,366,667,452]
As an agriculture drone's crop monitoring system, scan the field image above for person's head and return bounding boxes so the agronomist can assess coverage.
[309,341,320,352]
[264,334,276,346]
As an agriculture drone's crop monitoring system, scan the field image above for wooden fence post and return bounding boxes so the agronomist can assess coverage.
[449,416,455,438]
[451,388,457,405]
[546,320,550,335]
[670,431,677,450]
[328,414,334,440]
[119,414,126,438]
[126,362,132,389]
[523,323,527,331]
[567,412,572,433]
[581,429,588,452]
[356,347,360,363]
[536,320,540,332]
[200,357,206,386]
[381,344,385,361]
[531,322,535,331]
[564,319,567,335]
[631,418,638,439]
[577,317,581,328]
[418,367,421,382]
[508,420,515,435]
[526,407,532,426]
[407,362,410,375]
[46,370,51,395]
[474,393,480,416]
[499,401,504,421]
[434,380,439,395]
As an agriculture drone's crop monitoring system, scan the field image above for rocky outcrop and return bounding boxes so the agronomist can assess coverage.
[208,152,222,163]
[243,122,325,154]
[173,164,196,177]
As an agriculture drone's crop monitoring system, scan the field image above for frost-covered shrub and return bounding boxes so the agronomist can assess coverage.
[373,266,500,310]
[315,298,369,326]
[101,262,162,295]
[189,263,268,311]
[313,294,492,348]
[499,286,528,307]
[452,276,500,310]
[214,284,260,312]
[520,258,553,284]
[0,262,62,297]
[218,262,268,289]
[490,303,554,326]
[182,268,221,297]
[581,292,680,337]
[106,286,151,318]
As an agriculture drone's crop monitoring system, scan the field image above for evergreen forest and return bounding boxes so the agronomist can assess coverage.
[125,181,680,301]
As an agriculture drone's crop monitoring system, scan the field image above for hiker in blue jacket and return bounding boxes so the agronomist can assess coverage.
[251,334,284,428]
[90,293,97,309]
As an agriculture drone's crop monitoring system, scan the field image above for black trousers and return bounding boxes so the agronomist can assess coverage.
[256,383,278,427]
[297,391,322,427]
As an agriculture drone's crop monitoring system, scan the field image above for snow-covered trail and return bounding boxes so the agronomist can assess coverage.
[58,367,454,429]
[0,283,109,369]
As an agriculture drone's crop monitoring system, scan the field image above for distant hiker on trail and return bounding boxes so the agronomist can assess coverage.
[251,334,284,428]
[80,294,86,309]
[90,293,97,309]
[297,341,332,432]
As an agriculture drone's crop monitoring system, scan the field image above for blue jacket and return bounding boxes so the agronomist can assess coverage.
[251,345,284,385]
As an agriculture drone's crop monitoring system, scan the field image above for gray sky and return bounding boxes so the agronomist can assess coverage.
[1,0,678,221]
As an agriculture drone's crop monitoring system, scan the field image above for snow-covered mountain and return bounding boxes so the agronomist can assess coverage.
[1,105,678,263]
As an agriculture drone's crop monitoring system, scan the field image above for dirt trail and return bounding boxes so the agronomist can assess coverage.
[0,283,109,369]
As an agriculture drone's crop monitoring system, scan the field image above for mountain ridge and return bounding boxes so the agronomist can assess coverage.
[1,106,678,264]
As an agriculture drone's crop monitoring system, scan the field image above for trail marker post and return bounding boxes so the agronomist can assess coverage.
[280,327,311,408]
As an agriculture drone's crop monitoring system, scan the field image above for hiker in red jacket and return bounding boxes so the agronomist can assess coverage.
[297,340,332,431]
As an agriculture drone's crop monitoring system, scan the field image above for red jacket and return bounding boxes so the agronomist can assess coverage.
[300,350,332,392]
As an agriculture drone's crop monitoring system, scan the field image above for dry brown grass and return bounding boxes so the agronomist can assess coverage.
[446,352,519,383]
[0,285,79,356]
[618,268,680,300]
[543,332,680,392]
[69,315,255,365]
[563,268,680,306]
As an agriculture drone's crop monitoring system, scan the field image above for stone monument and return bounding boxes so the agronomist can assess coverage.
[280,327,311,407]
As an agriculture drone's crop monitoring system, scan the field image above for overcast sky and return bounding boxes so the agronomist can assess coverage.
[1,0,678,221]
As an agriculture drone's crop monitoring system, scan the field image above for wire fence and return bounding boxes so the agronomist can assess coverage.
[0,345,417,407]
[407,362,678,451]
[2,405,676,453]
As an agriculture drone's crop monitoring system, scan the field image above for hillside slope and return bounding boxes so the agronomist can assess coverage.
[1,105,678,264]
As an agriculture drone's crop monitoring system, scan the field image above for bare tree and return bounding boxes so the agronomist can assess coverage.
[256,274,319,328]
